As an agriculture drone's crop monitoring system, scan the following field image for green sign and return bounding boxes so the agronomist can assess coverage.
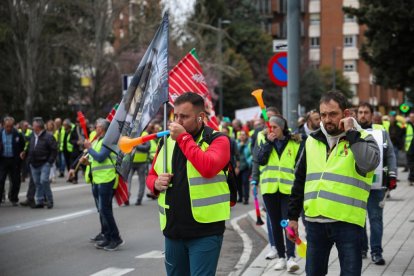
[400,103,410,113]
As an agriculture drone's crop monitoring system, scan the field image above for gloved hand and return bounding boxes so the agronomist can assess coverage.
[388,177,397,190]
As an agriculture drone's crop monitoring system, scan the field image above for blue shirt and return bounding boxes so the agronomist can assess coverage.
[2,131,13,157]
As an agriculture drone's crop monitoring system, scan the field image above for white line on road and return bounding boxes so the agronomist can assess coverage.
[90,267,134,276]
[135,250,165,259]
[0,208,96,235]
[228,214,253,276]
[18,183,89,197]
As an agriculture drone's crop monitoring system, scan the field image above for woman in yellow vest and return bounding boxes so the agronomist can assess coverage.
[81,118,124,251]
[256,115,302,272]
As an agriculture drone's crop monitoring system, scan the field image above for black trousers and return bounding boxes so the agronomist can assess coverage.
[0,157,22,203]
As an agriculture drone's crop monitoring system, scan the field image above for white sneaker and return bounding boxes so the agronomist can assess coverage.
[287,257,300,272]
[265,246,277,260]
[274,257,286,270]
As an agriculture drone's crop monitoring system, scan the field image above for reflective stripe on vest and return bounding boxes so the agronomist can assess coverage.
[85,139,117,185]
[304,190,367,209]
[154,131,230,231]
[259,139,300,195]
[405,124,413,151]
[303,131,373,227]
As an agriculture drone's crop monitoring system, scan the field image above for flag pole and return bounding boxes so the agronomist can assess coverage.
[163,12,169,174]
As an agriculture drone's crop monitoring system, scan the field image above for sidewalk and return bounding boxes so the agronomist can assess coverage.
[243,168,414,276]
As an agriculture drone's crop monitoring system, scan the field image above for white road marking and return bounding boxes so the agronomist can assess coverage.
[135,250,165,259]
[228,214,252,276]
[18,183,89,197]
[90,267,134,276]
[0,208,96,235]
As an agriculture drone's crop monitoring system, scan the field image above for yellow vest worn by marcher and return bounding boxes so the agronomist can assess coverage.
[85,138,118,188]
[153,134,230,231]
[304,131,374,227]
[259,139,300,195]
[133,131,149,163]
[405,123,413,151]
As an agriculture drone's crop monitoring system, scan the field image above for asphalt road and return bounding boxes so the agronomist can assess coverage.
[0,175,265,276]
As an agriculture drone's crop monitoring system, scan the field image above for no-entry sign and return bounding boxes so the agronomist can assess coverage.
[268,52,287,87]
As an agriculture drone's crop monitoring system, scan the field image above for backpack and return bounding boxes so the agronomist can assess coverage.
[197,126,238,207]
[156,126,238,207]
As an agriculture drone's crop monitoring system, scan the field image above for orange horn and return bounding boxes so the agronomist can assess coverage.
[251,89,265,109]
[118,136,143,154]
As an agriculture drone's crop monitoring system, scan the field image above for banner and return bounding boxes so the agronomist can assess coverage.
[103,13,169,179]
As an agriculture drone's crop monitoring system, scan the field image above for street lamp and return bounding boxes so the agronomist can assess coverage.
[217,18,231,118]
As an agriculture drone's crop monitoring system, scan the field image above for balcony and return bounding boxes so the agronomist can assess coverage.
[309,49,320,61]
[343,0,359,8]
[343,47,359,60]
[343,71,359,84]
[309,0,320,13]
[343,22,359,35]
[308,25,320,37]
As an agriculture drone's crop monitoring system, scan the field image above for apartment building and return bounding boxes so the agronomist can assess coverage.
[257,0,403,113]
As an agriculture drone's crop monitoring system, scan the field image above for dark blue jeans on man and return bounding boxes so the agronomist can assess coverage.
[30,163,53,205]
[164,235,223,276]
[91,180,120,242]
[362,189,385,257]
[91,183,107,236]
[306,221,363,276]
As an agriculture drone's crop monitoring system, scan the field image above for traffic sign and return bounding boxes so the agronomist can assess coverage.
[268,52,287,87]
[272,39,288,52]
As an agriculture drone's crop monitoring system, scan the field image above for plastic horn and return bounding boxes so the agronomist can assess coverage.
[77,111,89,140]
[251,89,271,129]
[251,182,264,225]
[118,130,170,154]
[280,219,307,258]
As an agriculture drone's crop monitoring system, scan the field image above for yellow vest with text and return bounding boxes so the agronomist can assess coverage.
[153,133,230,231]
[259,139,300,195]
[133,131,149,163]
[303,131,374,227]
[85,139,118,187]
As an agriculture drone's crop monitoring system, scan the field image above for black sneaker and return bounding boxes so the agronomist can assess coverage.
[31,204,44,209]
[90,233,105,243]
[47,203,54,209]
[95,239,110,249]
[135,200,141,206]
[103,239,125,251]
[372,254,385,265]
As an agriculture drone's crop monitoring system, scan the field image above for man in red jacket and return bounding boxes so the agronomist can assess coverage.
[147,92,230,276]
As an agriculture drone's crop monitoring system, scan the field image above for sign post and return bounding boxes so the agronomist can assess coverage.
[268,52,288,118]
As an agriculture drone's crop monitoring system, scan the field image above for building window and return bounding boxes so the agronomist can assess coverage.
[344,60,357,72]
[344,14,356,22]
[310,37,320,48]
[310,13,320,25]
[344,35,357,47]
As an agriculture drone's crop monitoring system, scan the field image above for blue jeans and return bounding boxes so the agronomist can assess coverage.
[30,163,53,205]
[165,235,223,276]
[56,152,66,174]
[306,221,363,276]
[91,180,120,242]
[91,184,107,235]
[362,189,384,256]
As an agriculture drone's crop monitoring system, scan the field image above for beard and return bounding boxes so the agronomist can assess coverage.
[359,121,370,129]
[324,123,342,135]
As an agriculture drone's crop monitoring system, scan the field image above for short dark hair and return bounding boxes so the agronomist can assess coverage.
[32,117,45,129]
[174,92,205,112]
[358,102,373,114]
[320,90,350,111]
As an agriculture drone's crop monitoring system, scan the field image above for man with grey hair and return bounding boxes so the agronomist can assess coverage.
[0,116,25,206]
[25,117,57,209]
[81,118,124,251]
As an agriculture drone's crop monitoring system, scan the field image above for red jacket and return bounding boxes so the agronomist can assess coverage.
[146,131,230,194]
